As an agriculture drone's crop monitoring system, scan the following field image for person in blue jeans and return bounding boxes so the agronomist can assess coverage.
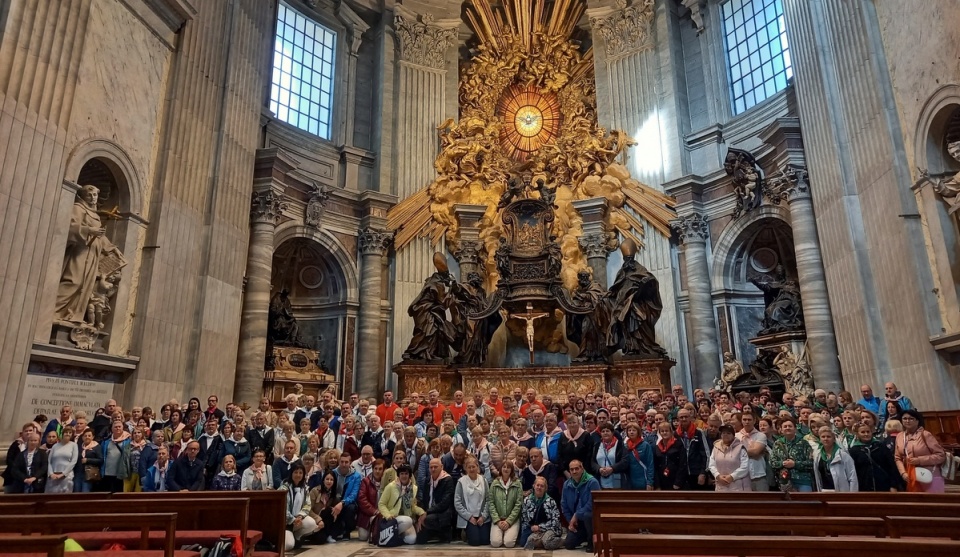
[560,459,600,552]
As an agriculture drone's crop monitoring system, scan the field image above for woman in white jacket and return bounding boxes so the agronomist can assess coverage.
[708,425,751,491]
[813,426,858,492]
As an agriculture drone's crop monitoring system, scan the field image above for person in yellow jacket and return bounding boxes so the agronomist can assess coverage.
[377,464,423,545]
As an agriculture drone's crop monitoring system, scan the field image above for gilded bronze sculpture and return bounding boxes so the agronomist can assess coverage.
[566,270,610,362]
[607,238,668,358]
[749,265,804,335]
[451,271,501,365]
[402,253,459,362]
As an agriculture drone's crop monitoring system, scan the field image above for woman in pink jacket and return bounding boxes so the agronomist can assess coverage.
[895,409,947,493]
[708,425,751,491]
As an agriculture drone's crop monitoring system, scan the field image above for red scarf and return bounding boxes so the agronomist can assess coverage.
[658,437,677,453]
[602,438,618,452]
[677,422,698,440]
[625,437,643,452]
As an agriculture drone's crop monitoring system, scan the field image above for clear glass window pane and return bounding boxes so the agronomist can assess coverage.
[268,1,336,139]
[722,0,792,115]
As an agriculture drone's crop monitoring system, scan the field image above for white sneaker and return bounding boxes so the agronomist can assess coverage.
[327,536,337,544]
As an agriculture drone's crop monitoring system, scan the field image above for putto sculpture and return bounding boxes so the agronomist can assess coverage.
[724,147,764,218]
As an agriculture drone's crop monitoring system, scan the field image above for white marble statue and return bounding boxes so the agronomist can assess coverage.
[54,185,125,326]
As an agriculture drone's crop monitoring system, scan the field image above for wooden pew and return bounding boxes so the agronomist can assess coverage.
[0,492,285,556]
[825,501,960,518]
[608,534,960,557]
[0,534,67,557]
[885,516,960,540]
[0,513,177,555]
[118,491,286,553]
[592,490,960,503]
[0,499,250,555]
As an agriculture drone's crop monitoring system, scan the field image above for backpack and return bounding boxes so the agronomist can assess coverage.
[207,535,242,557]
[376,518,405,547]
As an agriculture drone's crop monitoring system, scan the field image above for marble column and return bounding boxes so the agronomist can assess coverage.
[780,167,843,392]
[573,198,610,286]
[234,188,285,407]
[671,213,722,388]
[454,204,488,279]
[356,227,392,399]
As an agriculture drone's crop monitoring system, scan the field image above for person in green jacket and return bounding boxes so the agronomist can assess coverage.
[488,460,523,548]
[770,418,814,492]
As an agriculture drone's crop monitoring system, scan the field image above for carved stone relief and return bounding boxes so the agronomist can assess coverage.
[590,0,656,58]
[394,9,457,70]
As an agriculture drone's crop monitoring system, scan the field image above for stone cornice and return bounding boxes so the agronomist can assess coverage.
[588,0,656,60]
[335,0,371,55]
[146,0,196,32]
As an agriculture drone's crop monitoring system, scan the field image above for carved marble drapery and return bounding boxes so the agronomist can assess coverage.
[770,165,842,391]
[235,187,287,406]
[671,212,721,388]
[356,227,392,398]
[589,0,655,59]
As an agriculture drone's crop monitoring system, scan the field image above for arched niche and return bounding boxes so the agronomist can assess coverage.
[914,87,960,332]
[271,226,358,384]
[710,206,796,363]
[39,139,147,353]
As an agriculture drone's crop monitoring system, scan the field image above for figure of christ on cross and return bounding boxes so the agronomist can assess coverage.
[510,302,550,364]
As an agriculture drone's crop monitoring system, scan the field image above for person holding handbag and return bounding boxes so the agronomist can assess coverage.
[76,427,103,492]
[356,459,385,542]
[895,409,947,493]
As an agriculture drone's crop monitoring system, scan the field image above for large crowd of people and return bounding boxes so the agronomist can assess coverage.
[1,382,950,551]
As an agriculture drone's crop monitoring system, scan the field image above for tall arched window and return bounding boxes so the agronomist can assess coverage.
[721,0,793,115]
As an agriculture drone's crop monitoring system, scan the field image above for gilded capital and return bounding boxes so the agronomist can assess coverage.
[250,190,285,225]
[671,212,710,244]
[358,227,392,256]
[394,8,457,70]
[579,233,611,259]
[589,0,655,59]
[453,239,482,266]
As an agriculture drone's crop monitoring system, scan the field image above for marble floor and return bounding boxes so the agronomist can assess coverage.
[295,539,590,557]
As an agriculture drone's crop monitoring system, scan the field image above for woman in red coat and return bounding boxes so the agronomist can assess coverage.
[357,458,386,541]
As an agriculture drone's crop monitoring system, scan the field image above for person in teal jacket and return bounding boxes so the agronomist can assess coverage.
[560,459,599,552]
[623,423,655,489]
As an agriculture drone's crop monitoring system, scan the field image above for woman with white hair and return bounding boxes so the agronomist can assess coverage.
[813,426,858,492]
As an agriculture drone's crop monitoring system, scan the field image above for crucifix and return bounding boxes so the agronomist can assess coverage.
[510,302,549,364]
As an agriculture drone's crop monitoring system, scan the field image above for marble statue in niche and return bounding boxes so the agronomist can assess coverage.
[774,346,815,398]
[921,140,960,215]
[402,253,458,362]
[749,265,804,335]
[607,238,669,358]
[54,185,126,334]
[268,288,306,347]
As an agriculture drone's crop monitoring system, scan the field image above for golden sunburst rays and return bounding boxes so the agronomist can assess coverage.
[497,83,562,160]
[465,0,585,53]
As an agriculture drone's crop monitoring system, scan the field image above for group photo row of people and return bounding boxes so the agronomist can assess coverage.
[1,381,951,550]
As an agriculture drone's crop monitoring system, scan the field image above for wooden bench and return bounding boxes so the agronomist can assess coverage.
[0,499,253,555]
[0,534,67,557]
[607,533,960,557]
[117,491,286,553]
[0,492,285,556]
[592,490,960,503]
[825,500,960,518]
[0,513,178,555]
